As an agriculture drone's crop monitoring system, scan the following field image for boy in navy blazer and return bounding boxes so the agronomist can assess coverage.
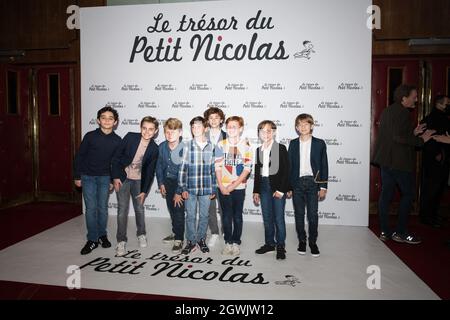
[112,116,159,256]
[288,113,328,257]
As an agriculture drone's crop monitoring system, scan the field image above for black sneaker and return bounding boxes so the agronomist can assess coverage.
[255,244,275,254]
[310,243,320,257]
[80,240,98,255]
[392,232,422,245]
[197,238,210,253]
[297,241,307,255]
[98,235,111,248]
[181,241,197,255]
[276,246,286,260]
[379,232,390,242]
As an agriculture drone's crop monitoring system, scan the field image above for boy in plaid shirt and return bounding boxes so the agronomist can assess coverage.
[178,116,217,254]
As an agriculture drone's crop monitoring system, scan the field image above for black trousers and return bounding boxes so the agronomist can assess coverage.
[419,158,450,222]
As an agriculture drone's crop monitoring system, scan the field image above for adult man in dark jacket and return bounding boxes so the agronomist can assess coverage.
[373,84,434,244]
[419,95,450,227]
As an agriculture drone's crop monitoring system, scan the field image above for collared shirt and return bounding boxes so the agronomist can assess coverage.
[125,138,149,180]
[215,137,253,190]
[179,139,216,195]
[299,137,313,177]
[156,139,184,193]
[261,141,274,177]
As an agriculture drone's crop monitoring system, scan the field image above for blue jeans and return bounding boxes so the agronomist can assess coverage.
[219,189,245,245]
[185,194,211,243]
[259,177,286,247]
[292,176,319,244]
[116,179,146,242]
[81,175,111,242]
[164,178,185,241]
[378,167,414,236]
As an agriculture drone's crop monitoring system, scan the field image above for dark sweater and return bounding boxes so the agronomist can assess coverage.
[373,102,424,172]
[73,128,122,179]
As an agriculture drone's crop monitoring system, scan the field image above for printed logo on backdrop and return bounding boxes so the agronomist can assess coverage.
[335,194,360,202]
[144,204,159,212]
[107,102,126,109]
[207,101,229,109]
[272,120,285,128]
[338,82,363,90]
[313,120,323,127]
[108,202,118,209]
[89,84,109,91]
[337,120,362,128]
[172,101,194,109]
[324,138,342,146]
[121,119,140,126]
[280,101,304,109]
[318,101,343,109]
[279,138,292,146]
[155,84,176,91]
[243,101,266,109]
[285,209,294,217]
[189,83,212,90]
[78,250,308,286]
[121,84,143,91]
[89,118,97,126]
[299,82,324,90]
[129,10,293,63]
[319,211,339,220]
[225,83,247,90]
[336,157,362,165]
[243,208,261,216]
[328,175,342,183]
[261,83,284,90]
[294,41,315,60]
[138,101,159,109]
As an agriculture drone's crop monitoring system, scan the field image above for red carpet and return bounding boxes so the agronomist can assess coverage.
[0,202,448,299]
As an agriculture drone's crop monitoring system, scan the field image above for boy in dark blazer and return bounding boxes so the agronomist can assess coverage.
[112,116,159,256]
[288,113,328,257]
[253,120,290,260]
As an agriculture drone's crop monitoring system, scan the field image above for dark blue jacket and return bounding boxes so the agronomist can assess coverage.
[111,132,159,194]
[288,136,328,191]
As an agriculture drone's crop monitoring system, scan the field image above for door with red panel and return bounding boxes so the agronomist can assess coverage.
[0,64,33,206]
[36,66,74,199]
[370,59,421,208]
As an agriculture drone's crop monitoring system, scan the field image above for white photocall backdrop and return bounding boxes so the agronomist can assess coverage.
[80,0,371,226]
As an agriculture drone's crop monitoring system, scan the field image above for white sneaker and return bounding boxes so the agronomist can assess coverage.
[115,241,126,257]
[208,234,219,247]
[232,243,240,256]
[221,243,233,255]
[138,235,147,248]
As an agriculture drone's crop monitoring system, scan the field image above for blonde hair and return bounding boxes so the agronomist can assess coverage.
[164,118,183,130]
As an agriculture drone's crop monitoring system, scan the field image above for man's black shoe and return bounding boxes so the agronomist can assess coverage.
[310,243,320,257]
[81,240,98,255]
[255,244,275,254]
[276,246,286,260]
[98,235,112,248]
[297,241,307,255]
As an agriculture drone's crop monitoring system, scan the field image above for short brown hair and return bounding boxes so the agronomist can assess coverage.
[190,116,207,127]
[141,116,159,129]
[164,118,183,130]
[204,106,225,124]
[295,113,314,127]
[225,116,244,127]
[394,84,417,104]
[257,120,277,131]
